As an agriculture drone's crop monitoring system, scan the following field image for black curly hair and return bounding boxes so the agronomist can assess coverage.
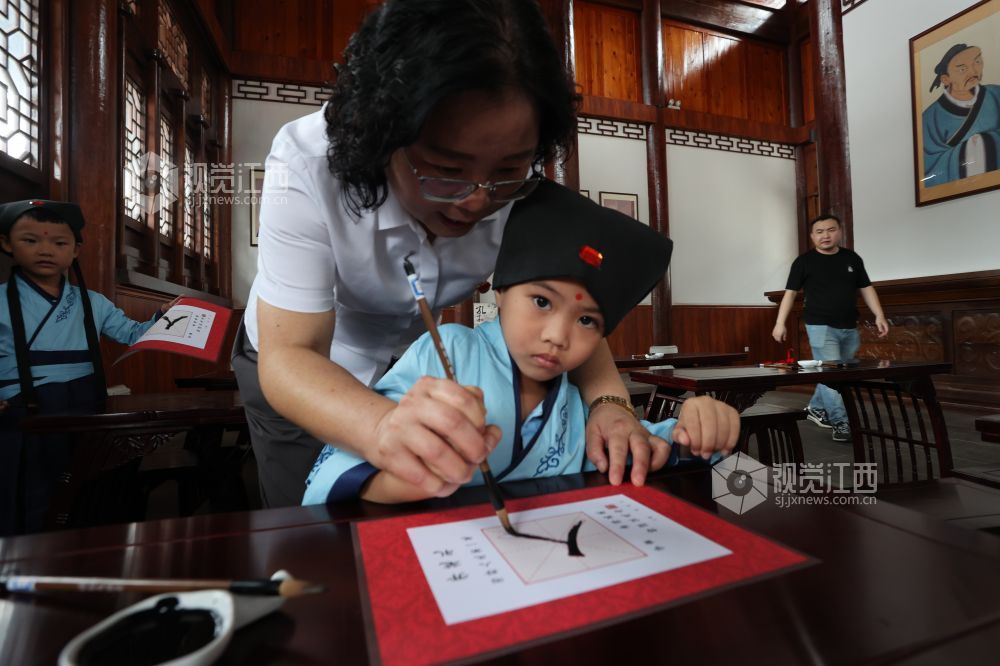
[325,0,579,214]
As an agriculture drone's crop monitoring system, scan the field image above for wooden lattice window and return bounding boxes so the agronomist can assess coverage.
[157,0,188,88]
[201,167,212,259]
[0,0,40,168]
[122,75,146,224]
[183,143,195,250]
[158,114,175,237]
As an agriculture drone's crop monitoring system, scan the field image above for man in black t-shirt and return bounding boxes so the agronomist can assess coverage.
[772,215,889,442]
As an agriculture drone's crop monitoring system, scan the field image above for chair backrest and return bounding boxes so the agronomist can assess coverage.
[644,392,685,423]
[840,378,953,486]
[737,408,806,466]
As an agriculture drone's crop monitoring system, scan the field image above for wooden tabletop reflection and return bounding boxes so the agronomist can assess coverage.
[1,467,998,664]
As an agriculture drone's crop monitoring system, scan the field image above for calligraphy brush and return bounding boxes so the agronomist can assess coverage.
[402,253,515,535]
[1,574,324,597]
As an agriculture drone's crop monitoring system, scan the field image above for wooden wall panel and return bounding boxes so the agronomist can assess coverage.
[704,34,747,119]
[800,38,815,124]
[662,20,787,125]
[607,306,656,358]
[228,0,377,82]
[662,23,708,113]
[102,287,243,393]
[745,41,787,125]
[671,305,784,366]
[574,1,642,103]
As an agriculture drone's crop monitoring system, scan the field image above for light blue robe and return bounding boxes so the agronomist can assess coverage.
[922,84,1000,187]
[303,319,683,505]
[0,273,159,400]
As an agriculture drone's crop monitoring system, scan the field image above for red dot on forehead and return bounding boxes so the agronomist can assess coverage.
[575,293,582,301]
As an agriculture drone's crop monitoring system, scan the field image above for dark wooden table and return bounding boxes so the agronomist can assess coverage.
[17,392,248,529]
[629,360,952,412]
[630,361,956,480]
[613,351,747,369]
[18,391,246,433]
[1,467,998,664]
[175,370,239,391]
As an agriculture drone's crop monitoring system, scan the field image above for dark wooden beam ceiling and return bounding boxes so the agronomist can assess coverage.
[660,0,790,42]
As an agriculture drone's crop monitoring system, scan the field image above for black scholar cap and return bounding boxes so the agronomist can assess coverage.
[0,199,85,242]
[493,180,672,334]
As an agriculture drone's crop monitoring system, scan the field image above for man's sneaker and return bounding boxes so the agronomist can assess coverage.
[805,405,832,429]
[832,422,851,442]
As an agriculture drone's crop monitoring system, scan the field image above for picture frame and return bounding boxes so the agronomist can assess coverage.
[598,191,639,220]
[249,166,265,246]
[910,0,1000,206]
[579,189,590,199]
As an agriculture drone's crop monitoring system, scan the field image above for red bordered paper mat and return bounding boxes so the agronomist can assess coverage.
[114,297,232,364]
[355,484,811,665]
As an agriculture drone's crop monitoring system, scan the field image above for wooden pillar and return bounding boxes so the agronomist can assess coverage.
[67,0,119,297]
[787,0,809,250]
[808,0,854,246]
[218,73,234,299]
[539,0,580,190]
[642,0,671,344]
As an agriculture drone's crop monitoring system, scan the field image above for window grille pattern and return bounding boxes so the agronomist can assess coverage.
[183,144,195,249]
[157,0,188,87]
[123,76,147,222]
[158,115,174,236]
[0,0,40,167]
[201,168,212,258]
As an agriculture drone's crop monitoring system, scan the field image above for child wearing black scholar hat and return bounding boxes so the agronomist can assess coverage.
[302,181,738,505]
[0,199,176,535]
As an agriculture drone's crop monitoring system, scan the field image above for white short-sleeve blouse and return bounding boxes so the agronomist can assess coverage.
[245,109,512,386]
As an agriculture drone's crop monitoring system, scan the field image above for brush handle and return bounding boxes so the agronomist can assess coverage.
[479,463,506,512]
[3,575,235,594]
[403,259,507,521]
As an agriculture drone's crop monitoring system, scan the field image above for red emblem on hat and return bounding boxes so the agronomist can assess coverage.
[579,245,603,268]
[29,200,45,206]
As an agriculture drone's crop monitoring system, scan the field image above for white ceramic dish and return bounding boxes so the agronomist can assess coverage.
[797,360,822,368]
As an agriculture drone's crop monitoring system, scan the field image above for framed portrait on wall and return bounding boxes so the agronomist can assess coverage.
[598,191,639,220]
[910,0,1000,206]
[579,189,590,199]
[249,166,265,246]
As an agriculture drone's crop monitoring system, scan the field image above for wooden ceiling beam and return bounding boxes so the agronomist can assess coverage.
[660,0,789,42]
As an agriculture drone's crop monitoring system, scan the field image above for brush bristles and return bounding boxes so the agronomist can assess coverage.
[497,508,515,535]
[277,578,325,597]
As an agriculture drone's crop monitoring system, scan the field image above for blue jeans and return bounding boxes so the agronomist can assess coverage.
[805,324,860,426]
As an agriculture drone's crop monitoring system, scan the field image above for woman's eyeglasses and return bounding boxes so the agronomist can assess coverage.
[402,149,542,203]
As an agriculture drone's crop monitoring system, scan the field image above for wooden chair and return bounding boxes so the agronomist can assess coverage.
[643,390,686,423]
[736,407,806,466]
[838,378,954,486]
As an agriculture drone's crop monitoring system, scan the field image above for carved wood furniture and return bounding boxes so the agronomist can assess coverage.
[17,391,247,530]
